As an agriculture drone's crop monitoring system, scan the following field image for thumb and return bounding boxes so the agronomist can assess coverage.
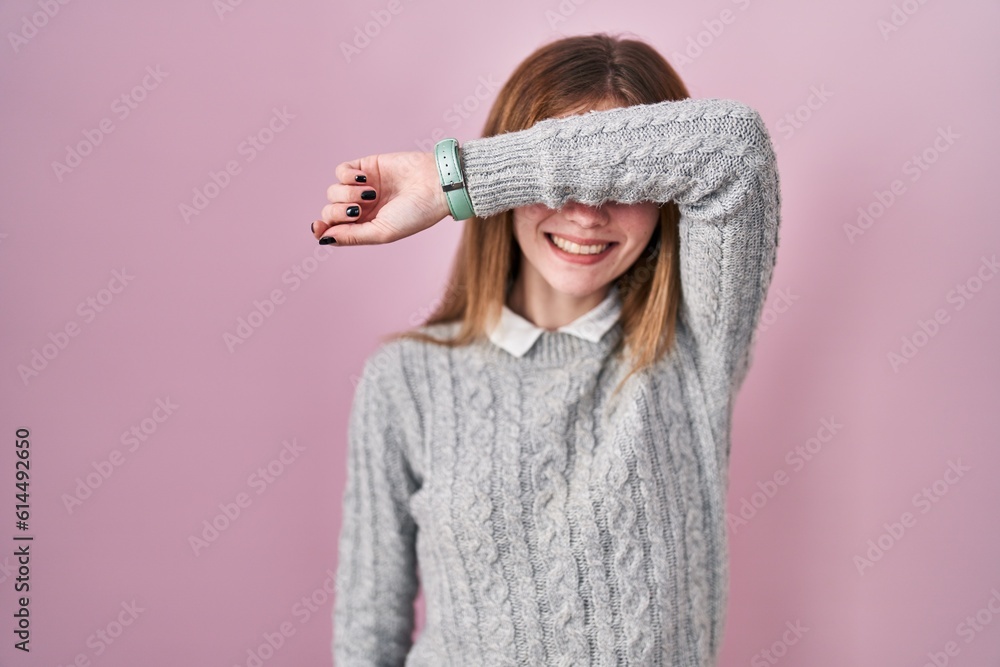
[320,218,400,246]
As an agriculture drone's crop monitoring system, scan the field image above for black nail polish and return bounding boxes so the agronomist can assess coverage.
[355,175,367,183]
[361,190,376,200]
[346,205,360,217]
[319,236,337,245]
[310,221,316,233]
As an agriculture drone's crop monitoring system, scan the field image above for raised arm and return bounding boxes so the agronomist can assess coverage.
[460,97,782,390]
[318,97,781,392]
[332,350,420,667]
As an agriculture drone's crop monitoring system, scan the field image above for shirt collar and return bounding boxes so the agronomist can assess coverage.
[487,283,622,358]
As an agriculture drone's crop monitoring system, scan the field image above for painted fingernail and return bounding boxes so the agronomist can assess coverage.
[355,174,367,183]
[346,205,360,217]
[319,236,337,245]
[361,190,376,200]
[310,221,316,233]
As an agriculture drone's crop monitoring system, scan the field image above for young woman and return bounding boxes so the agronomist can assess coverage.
[317,33,781,667]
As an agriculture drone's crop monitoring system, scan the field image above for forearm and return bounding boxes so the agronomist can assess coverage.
[460,97,774,219]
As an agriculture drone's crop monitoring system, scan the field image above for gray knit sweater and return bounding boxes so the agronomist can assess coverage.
[332,97,782,666]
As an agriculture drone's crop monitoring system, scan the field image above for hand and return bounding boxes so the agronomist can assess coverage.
[311,151,452,246]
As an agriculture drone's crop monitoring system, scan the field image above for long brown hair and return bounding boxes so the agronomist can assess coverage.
[385,33,690,398]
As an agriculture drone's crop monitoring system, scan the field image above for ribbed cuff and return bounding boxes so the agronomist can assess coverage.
[460,127,544,219]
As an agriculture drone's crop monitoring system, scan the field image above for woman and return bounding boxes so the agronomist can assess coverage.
[317,33,781,667]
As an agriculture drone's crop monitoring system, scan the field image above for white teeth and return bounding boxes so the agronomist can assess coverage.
[550,234,610,255]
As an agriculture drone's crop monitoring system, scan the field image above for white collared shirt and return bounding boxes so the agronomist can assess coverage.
[487,284,622,358]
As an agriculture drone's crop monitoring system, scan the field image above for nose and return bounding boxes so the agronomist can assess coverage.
[561,200,608,227]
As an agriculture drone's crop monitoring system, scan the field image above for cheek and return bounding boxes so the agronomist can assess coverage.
[620,207,660,243]
[513,205,551,241]
[517,204,551,223]
[613,211,659,266]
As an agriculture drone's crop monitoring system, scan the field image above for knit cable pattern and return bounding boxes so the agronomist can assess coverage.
[493,369,548,665]
[525,365,590,666]
[455,351,519,666]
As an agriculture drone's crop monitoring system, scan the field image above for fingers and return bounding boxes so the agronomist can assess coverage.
[312,158,385,245]
[334,160,372,187]
[313,164,380,238]
[310,219,328,240]
[319,201,367,225]
[325,182,377,206]
[313,217,377,245]
[318,219,393,247]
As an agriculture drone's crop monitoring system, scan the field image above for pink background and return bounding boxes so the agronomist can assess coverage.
[2,1,998,665]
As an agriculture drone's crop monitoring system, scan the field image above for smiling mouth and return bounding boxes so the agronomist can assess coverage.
[545,232,617,255]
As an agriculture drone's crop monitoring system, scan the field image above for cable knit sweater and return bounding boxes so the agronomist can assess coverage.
[332,97,782,666]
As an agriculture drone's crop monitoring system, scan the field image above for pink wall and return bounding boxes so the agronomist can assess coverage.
[2,1,998,665]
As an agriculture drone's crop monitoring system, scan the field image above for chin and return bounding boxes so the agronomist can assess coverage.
[540,272,612,298]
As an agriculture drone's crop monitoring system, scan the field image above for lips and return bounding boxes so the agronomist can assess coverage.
[546,232,616,246]
[547,234,612,255]
[544,232,617,264]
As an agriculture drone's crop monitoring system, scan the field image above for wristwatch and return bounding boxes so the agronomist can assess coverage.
[433,138,475,220]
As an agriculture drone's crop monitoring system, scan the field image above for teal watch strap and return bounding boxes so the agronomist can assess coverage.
[433,138,475,220]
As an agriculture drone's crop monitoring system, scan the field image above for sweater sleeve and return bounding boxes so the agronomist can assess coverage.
[459,97,781,390]
[332,349,420,667]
